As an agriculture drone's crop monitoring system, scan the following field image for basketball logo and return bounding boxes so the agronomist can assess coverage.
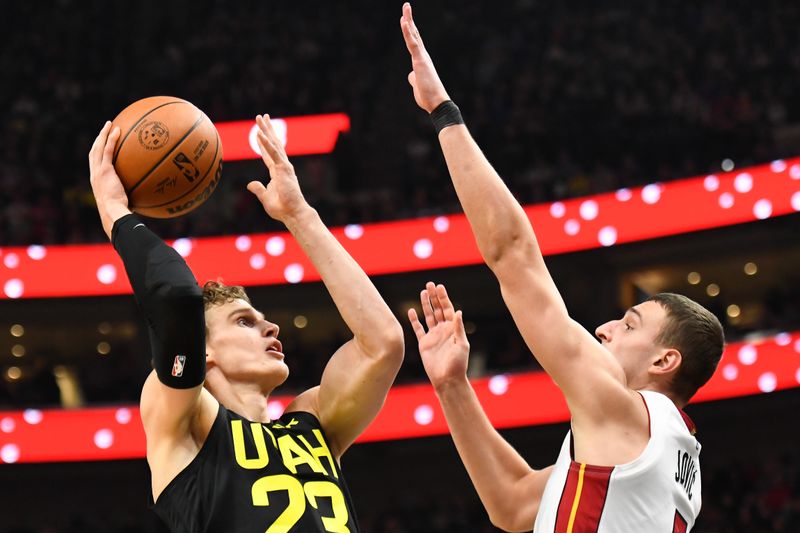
[138,121,170,150]
[173,152,200,182]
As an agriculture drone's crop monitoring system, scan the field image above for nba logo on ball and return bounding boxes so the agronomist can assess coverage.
[172,355,186,377]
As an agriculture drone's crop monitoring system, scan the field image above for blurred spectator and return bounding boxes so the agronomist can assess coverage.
[2,1,800,245]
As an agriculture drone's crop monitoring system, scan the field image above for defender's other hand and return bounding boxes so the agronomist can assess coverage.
[408,282,470,390]
[400,2,450,113]
[248,114,310,222]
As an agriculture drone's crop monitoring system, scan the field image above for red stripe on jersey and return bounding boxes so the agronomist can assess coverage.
[678,410,697,435]
[673,510,688,533]
[554,461,614,532]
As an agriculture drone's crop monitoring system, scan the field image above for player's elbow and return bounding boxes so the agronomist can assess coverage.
[379,321,406,364]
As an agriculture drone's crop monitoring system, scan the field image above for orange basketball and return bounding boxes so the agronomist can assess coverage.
[110,96,223,218]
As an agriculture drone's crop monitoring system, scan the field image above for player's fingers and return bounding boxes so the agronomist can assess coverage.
[246,180,267,200]
[101,127,120,166]
[257,131,277,170]
[89,121,111,166]
[420,289,437,330]
[453,310,467,338]
[436,284,455,321]
[427,282,445,323]
[408,308,426,342]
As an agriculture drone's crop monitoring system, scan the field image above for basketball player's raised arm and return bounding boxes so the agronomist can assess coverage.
[401,4,631,422]
[247,115,404,459]
[89,122,210,450]
[409,283,552,532]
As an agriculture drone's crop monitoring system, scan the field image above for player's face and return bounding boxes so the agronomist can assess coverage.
[594,301,669,386]
[204,299,289,390]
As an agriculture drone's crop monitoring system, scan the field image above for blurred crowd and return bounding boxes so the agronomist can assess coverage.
[2,0,800,244]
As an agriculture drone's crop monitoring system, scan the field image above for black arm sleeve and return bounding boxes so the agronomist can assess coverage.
[111,214,206,389]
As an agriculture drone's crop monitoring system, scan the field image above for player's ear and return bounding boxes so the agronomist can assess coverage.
[651,348,681,376]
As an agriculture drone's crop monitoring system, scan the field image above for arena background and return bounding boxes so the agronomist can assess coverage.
[1,1,798,531]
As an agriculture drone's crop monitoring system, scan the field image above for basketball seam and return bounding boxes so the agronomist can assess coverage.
[137,127,221,209]
[112,101,186,165]
[128,114,206,195]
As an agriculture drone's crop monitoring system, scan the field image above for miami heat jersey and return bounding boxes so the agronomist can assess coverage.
[152,405,361,532]
[534,391,702,532]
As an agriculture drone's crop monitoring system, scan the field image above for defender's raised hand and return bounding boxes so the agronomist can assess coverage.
[400,2,450,113]
[247,114,310,222]
[408,282,470,390]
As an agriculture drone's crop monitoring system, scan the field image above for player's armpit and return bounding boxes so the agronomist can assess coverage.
[288,338,403,460]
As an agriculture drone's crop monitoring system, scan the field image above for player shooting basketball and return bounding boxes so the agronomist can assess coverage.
[88,114,404,532]
[400,3,723,531]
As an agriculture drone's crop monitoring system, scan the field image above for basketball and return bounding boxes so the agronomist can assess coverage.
[110,96,223,218]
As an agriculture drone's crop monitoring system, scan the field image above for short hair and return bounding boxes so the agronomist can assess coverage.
[202,280,250,311]
[647,293,724,404]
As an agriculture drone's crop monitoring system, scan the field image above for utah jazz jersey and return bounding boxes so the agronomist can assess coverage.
[152,405,361,532]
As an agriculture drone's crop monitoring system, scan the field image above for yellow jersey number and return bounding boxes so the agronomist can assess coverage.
[252,474,350,533]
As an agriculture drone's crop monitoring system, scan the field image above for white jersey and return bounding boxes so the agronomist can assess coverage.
[533,391,701,533]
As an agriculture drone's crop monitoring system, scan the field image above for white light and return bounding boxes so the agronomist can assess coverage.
[413,239,433,259]
[26,245,47,260]
[790,164,800,180]
[721,158,735,172]
[794,339,800,353]
[284,264,304,284]
[268,401,285,420]
[598,226,618,247]
[413,404,434,426]
[758,372,777,393]
[115,408,132,425]
[796,368,800,385]
[344,224,365,239]
[703,175,720,191]
[433,216,450,233]
[734,173,753,193]
[775,333,791,346]
[488,375,509,395]
[737,345,757,366]
[753,199,772,220]
[791,191,800,212]
[96,264,117,285]
[266,236,286,256]
[770,160,787,173]
[1,444,20,463]
[549,202,566,218]
[172,238,192,257]
[3,253,19,269]
[641,184,662,204]
[722,364,738,381]
[249,254,266,270]
[248,118,288,155]
[579,200,599,220]
[94,429,114,449]
[615,188,632,202]
[4,279,23,299]
[564,219,580,236]
[23,409,43,425]
[718,192,735,209]
[0,417,15,433]
[235,235,252,252]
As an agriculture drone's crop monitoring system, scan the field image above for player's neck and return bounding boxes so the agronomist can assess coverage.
[210,381,273,423]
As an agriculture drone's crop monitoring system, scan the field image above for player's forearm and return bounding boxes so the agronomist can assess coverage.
[97,200,132,241]
[434,375,538,527]
[282,207,404,357]
[437,125,546,270]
